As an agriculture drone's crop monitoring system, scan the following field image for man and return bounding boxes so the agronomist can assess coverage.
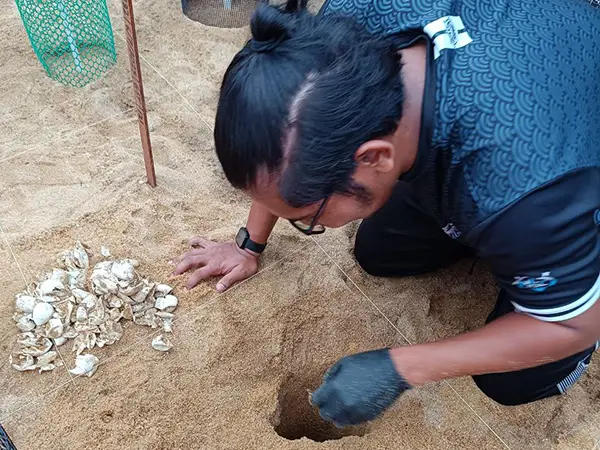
[173,0,600,427]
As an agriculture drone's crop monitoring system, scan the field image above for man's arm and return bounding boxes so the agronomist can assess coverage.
[311,297,600,428]
[394,172,600,383]
[311,301,600,427]
[391,299,600,385]
[246,200,279,246]
[312,171,600,427]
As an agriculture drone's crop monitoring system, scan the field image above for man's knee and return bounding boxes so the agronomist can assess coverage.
[472,374,533,406]
[472,373,559,406]
[353,222,436,277]
[473,346,596,406]
[353,230,385,276]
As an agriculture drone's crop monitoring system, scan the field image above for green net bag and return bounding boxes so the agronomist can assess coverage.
[15,0,117,87]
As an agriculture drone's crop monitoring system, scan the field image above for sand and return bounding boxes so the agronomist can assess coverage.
[0,0,599,448]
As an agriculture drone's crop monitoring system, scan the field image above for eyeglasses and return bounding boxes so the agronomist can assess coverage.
[288,197,328,235]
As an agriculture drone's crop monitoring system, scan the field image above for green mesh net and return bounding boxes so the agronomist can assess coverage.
[15,0,117,87]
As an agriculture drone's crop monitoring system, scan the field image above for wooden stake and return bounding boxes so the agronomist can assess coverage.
[121,0,156,187]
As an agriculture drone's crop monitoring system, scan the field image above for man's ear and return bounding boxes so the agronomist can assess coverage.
[354,140,395,173]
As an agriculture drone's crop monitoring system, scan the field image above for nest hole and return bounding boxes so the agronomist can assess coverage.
[182,0,259,28]
[270,373,370,442]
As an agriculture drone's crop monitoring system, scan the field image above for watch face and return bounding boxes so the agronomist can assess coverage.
[235,227,248,248]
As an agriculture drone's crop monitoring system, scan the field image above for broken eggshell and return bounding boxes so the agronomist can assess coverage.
[53,300,74,322]
[91,269,119,295]
[75,305,88,322]
[151,334,173,352]
[111,261,136,282]
[11,242,178,376]
[58,241,90,271]
[120,281,144,297]
[44,318,64,339]
[69,354,99,377]
[122,304,134,321]
[96,320,123,347]
[71,289,97,306]
[32,302,55,326]
[18,334,52,357]
[107,295,123,309]
[16,315,36,332]
[133,308,158,327]
[72,332,97,355]
[10,353,36,372]
[38,278,65,296]
[131,281,155,304]
[39,295,59,303]
[36,351,59,373]
[62,326,79,339]
[50,269,69,284]
[15,294,36,314]
[54,336,68,347]
[155,284,173,296]
[154,295,178,313]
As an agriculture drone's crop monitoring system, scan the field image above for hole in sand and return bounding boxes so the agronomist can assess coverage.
[181,0,258,28]
[270,374,370,442]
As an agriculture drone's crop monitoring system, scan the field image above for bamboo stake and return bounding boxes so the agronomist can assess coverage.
[121,0,156,187]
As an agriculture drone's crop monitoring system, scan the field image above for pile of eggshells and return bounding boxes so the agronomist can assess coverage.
[10,242,177,377]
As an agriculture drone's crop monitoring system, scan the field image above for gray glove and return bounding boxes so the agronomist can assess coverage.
[311,349,411,427]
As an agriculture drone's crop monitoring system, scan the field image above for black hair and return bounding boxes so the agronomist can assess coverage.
[214,0,404,207]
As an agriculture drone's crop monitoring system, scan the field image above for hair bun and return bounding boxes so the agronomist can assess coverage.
[249,0,306,53]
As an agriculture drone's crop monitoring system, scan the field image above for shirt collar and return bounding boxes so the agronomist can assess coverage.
[397,34,436,183]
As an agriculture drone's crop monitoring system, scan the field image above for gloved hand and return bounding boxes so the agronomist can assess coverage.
[310,349,411,427]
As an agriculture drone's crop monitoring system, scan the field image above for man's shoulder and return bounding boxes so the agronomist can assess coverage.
[320,0,456,35]
[321,0,600,36]
[436,0,600,228]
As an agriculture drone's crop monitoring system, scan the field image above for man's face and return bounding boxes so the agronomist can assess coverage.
[249,162,399,230]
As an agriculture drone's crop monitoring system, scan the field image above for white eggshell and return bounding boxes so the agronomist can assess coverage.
[69,354,99,377]
[15,294,36,313]
[154,295,178,312]
[17,316,36,332]
[44,318,64,339]
[155,284,173,296]
[151,334,173,352]
[32,302,55,326]
[111,261,135,281]
[38,278,64,295]
[54,336,68,347]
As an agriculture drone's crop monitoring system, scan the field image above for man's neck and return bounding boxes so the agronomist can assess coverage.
[392,42,427,178]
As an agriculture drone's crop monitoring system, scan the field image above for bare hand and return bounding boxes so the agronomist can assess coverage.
[171,236,259,292]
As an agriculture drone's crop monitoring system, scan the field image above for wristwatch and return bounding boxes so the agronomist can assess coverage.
[235,227,267,254]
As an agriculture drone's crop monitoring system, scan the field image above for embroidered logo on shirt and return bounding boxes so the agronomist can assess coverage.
[442,223,461,239]
[512,272,558,292]
[443,17,459,46]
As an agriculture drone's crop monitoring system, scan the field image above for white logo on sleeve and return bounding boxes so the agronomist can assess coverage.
[442,223,461,239]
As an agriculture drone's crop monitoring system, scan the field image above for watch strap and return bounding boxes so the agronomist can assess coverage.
[244,238,267,254]
[237,227,267,254]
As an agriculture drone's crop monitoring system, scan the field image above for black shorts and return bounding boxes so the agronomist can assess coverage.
[354,182,597,406]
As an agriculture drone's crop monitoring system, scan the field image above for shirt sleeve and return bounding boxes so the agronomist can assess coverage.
[474,169,600,322]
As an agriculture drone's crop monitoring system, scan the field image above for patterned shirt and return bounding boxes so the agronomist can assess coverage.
[321,0,600,321]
